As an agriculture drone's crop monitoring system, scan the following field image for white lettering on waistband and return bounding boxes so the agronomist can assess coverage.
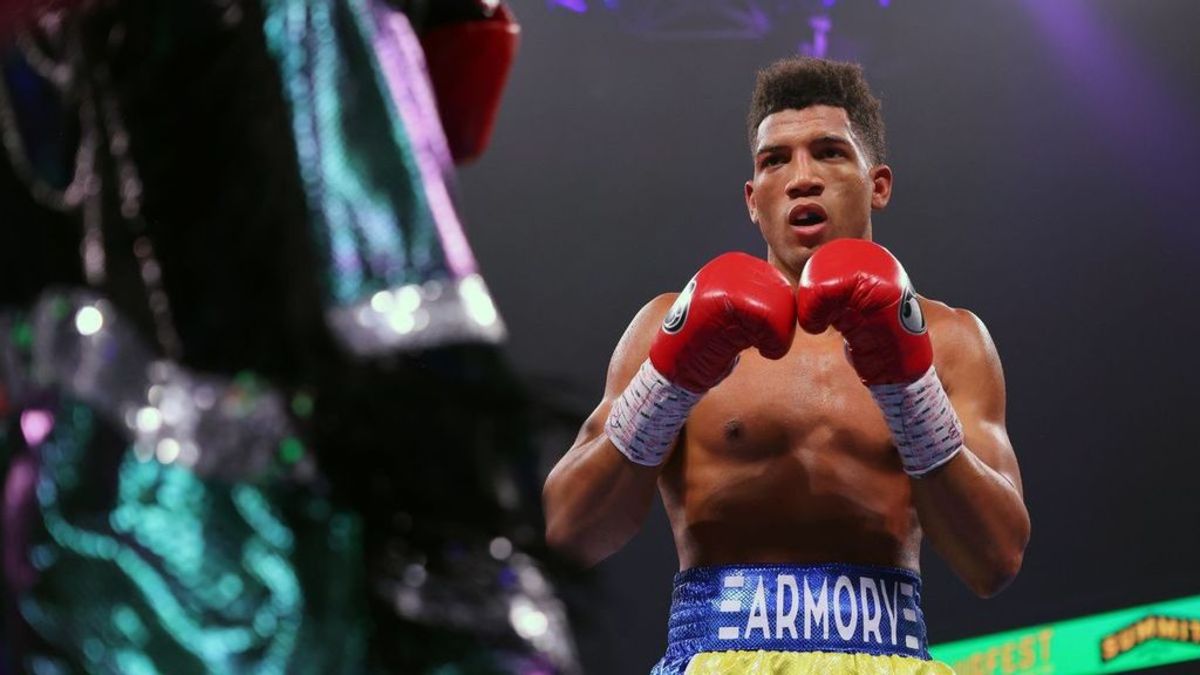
[717,626,740,640]
[860,577,882,644]
[745,578,770,639]
[804,575,829,640]
[718,578,743,640]
[880,578,899,646]
[713,571,919,651]
[776,575,799,639]
[834,576,858,641]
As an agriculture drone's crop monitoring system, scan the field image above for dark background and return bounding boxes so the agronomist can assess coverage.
[459,1,1200,671]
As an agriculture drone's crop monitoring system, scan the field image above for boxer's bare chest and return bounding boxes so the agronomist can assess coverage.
[658,329,923,569]
[685,330,895,466]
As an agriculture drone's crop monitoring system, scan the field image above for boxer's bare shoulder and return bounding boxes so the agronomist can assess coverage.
[575,293,678,442]
[916,298,1017,498]
[920,298,1005,397]
[608,293,678,377]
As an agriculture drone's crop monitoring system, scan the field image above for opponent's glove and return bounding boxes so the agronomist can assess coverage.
[420,3,519,164]
[606,253,795,466]
[796,239,963,476]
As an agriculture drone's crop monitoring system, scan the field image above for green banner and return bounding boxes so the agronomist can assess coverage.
[929,595,1200,674]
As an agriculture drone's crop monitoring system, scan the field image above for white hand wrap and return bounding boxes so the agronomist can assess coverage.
[869,366,964,477]
[605,359,702,466]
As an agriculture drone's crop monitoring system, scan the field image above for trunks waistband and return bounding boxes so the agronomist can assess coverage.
[660,562,930,665]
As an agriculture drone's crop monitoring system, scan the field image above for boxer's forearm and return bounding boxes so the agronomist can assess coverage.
[912,449,1030,598]
[543,435,661,567]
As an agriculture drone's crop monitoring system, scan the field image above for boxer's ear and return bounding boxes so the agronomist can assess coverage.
[744,180,758,224]
[870,164,893,210]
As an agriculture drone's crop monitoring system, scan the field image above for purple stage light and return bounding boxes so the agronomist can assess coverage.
[548,0,891,44]
[548,0,588,13]
[1018,0,1198,204]
[620,1,772,40]
[19,409,54,447]
[800,14,832,57]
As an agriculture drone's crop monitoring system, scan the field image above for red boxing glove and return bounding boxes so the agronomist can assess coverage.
[650,252,796,393]
[796,239,931,385]
[798,240,964,476]
[421,4,519,164]
[606,253,794,465]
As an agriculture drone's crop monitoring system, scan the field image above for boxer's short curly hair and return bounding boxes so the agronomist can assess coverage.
[747,57,886,164]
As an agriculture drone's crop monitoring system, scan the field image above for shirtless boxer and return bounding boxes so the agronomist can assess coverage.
[543,57,1030,673]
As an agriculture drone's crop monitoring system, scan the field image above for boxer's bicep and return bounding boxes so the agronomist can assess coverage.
[569,293,678,449]
[944,310,1024,495]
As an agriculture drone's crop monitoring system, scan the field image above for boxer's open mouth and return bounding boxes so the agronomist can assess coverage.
[792,213,826,226]
[788,204,827,227]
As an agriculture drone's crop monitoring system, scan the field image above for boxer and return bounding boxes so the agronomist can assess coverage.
[543,57,1029,673]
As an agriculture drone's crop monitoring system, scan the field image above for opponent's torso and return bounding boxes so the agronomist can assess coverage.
[659,305,957,572]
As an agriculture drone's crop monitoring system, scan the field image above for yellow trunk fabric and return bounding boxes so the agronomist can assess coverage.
[682,650,956,674]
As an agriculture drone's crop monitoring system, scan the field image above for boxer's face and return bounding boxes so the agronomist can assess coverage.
[744,105,892,283]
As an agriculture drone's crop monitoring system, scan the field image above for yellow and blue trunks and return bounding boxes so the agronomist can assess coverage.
[681,651,952,673]
[650,563,954,674]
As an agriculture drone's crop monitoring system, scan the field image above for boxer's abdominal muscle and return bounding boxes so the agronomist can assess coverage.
[657,327,930,572]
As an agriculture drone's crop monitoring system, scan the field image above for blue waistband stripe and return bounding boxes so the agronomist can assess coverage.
[653,563,930,673]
